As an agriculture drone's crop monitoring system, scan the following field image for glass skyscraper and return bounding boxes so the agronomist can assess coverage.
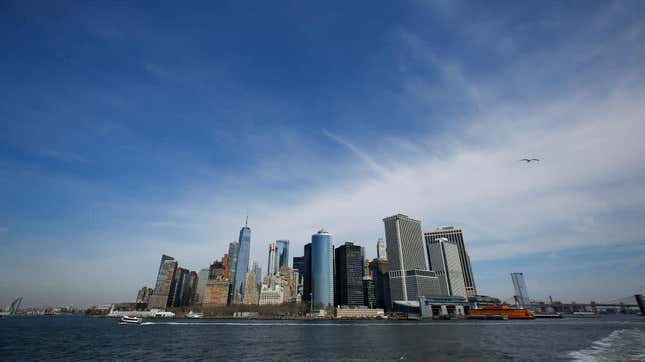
[233,219,251,303]
[276,240,290,270]
[311,229,334,308]
[149,254,178,309]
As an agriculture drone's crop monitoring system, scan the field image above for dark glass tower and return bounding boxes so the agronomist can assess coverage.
[293,256,305,279]
[334,242,365,306]
[227,241,239,304]
[303,243,312,302]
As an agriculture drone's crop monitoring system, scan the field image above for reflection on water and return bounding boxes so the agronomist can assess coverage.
[1,315,644,361]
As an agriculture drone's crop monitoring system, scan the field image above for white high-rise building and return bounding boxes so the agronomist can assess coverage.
[426,237,467,297]
[383,214,441,302]
[377,238,387,260]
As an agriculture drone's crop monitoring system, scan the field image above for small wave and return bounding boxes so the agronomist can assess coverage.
[568,329,645,361]
[138,320,645,327]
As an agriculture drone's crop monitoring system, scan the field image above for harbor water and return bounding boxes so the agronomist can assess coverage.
[1,315,644,361]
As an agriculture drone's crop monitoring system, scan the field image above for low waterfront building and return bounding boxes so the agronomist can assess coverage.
[335,307,385,319]
[259,284,284,305]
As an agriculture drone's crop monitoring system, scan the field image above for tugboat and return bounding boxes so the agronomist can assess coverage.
[119,316,143,325]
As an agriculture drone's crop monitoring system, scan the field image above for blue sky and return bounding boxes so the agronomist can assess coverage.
[2,1,645,307]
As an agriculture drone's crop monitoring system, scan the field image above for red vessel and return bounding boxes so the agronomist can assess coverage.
[468,305,535,319]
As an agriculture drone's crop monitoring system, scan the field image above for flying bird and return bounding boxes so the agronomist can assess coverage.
[519,158,540,163]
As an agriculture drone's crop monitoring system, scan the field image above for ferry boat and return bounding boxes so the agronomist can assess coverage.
[119,316,143,325]
[467,305,535,319]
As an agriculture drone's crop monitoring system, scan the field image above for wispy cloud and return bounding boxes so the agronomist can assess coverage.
[322,129,389,177]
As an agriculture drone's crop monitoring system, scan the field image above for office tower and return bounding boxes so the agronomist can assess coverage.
[203,257,230,305]
[335,242,365,306]
[169,267,189,307]
[424,227,477,297]
[228,242,239,293]
[293,256,305,281]
[383,214,441,302]
[363,278,377,308]
[233,218,251,303]
[511,272,530,307]
[377,238,387,260]
[243,270,259,304]
[149,254,178,309]
[426,237,467,297]
[186,271,198,306]
[303,243,312,302]
[267,242,278,275]
[136,286,154,304]
[195,268,209,304]
[368,259,390,309]
[252,261,262,293]
[311,229,334,307]
[278,265,300,303]
[276,240,290,269]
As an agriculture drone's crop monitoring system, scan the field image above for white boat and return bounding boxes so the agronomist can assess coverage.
[153,310,175,318]
[186,311,204,319]
[119,316,143,325]
[570,312,599,318]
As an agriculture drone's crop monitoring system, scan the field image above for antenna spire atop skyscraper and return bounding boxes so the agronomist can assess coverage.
[245,213,248,228]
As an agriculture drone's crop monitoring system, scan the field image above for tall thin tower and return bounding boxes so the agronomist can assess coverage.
[377,238,387,260]
[233,216,251,303]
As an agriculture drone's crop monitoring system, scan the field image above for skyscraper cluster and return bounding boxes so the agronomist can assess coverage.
[145,213,478,312]
[148,255,200,309]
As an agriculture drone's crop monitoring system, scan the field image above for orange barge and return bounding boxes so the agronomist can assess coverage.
[467,305,535,319]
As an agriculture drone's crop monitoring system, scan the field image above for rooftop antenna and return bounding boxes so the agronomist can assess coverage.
[245,213,248,228]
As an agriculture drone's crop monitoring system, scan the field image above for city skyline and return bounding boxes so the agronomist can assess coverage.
[2,1,645,307]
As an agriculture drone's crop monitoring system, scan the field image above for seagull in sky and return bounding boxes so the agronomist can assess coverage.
[519,158,540,163]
